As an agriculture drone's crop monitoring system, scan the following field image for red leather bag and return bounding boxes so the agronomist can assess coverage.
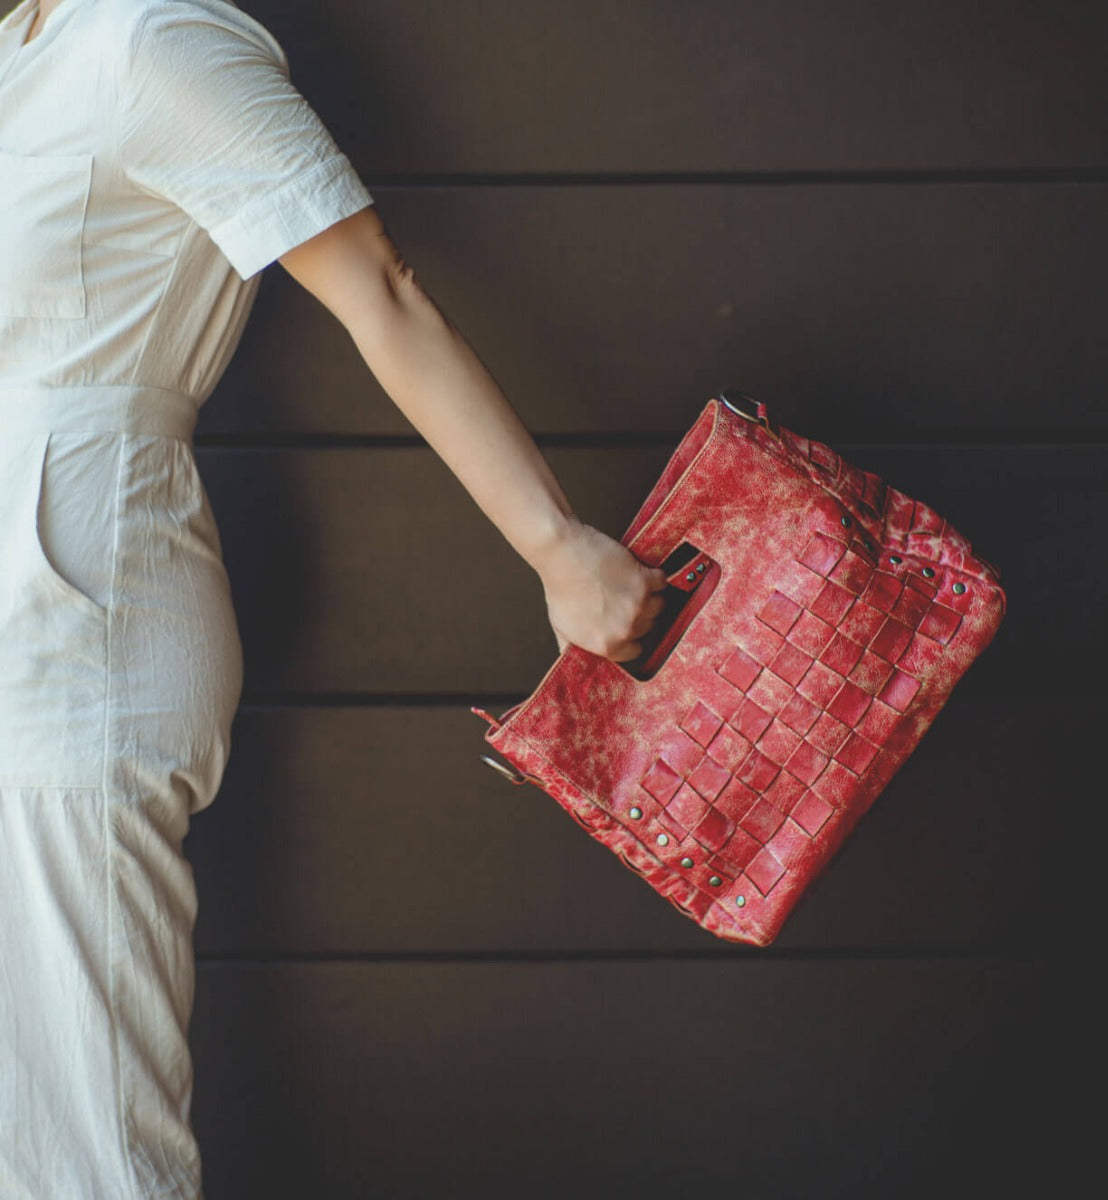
[472,393,1006,946]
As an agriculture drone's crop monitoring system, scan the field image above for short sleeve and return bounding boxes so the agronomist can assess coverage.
[119,1,374,280]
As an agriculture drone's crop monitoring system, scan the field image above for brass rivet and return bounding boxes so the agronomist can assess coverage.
[685,571,696,582]
[708,875,722,887]
[656,833,669,846]
[629,806,643,820]
[922,566,936,578]
[952,582,967,595]
[841,515,852,527]
[680,856,694,868]
[735,895,746,908]
[889,555,903,565]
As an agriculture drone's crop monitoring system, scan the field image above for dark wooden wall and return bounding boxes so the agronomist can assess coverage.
[33,0,1108,1195]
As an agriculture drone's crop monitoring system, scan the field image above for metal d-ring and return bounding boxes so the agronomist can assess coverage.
[716,389,777,438]
[479,754,528,784]
[716,389,761,422]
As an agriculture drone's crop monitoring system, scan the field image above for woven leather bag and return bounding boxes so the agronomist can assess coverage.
[471,393,1006,946]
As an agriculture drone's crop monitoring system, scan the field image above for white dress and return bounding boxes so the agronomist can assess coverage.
[0,0,374,1195]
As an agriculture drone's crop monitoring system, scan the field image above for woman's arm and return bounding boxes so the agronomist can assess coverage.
[278,205,667,662]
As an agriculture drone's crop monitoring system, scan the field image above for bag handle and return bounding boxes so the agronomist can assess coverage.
[472,392,755,741]
[616,539,720,680]
[614,390,770,678]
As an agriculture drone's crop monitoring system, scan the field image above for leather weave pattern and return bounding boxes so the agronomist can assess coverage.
[473,397,1006,946]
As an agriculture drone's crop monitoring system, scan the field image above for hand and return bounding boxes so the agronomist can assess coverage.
[533,517,669,662]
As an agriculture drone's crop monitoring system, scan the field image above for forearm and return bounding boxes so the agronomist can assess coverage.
[344,279,578,573]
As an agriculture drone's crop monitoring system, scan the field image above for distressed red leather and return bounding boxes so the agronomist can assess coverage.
[472,395,1006,946]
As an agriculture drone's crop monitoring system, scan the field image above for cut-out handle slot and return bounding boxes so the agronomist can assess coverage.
[617,540,720,680]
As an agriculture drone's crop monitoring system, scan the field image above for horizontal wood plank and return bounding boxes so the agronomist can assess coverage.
[185,443,1102,954]
[202,183,1108,438]
[197,444,1103,694]
[254,0,1108,175]
[186,656,1050,955]
[189,958,1064,1199]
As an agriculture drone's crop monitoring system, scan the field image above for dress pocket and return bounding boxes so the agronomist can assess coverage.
[0,435,110,786]
[0,149,93,319]
[33,433,120,620]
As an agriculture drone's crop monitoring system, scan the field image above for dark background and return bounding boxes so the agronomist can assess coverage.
[48,0,1108,1195]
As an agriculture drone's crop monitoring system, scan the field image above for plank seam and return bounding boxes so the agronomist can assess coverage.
[360,169,1108,186]
[196,431,1108,450]
[194,947,1042,965]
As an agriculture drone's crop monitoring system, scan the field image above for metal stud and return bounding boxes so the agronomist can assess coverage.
[952,581,967,595]
[656,833,669,846]
[735,895,746,908]
[840,515,852,528]
[629,806,643,820]
[695,562,706,573]
[863,538,875,554]
[680,856,694,868]
[708,875,722,887]
[686,571,696,582]
[922,566,936,578]
[889,555,903,565]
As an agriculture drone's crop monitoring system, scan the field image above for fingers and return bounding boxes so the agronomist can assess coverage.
[625,602,663,642]
[544,540,670,664]
[606,639,643,663]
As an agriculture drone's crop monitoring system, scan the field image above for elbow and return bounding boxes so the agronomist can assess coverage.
[376,239,450,335]
[280,206,440,329]
[345,243,450,361]
[381,240,432,310]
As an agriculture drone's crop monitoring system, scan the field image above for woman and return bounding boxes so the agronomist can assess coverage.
[0,0,667,1195]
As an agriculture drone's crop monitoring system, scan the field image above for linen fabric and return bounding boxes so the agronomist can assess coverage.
[0,0,375,1195]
